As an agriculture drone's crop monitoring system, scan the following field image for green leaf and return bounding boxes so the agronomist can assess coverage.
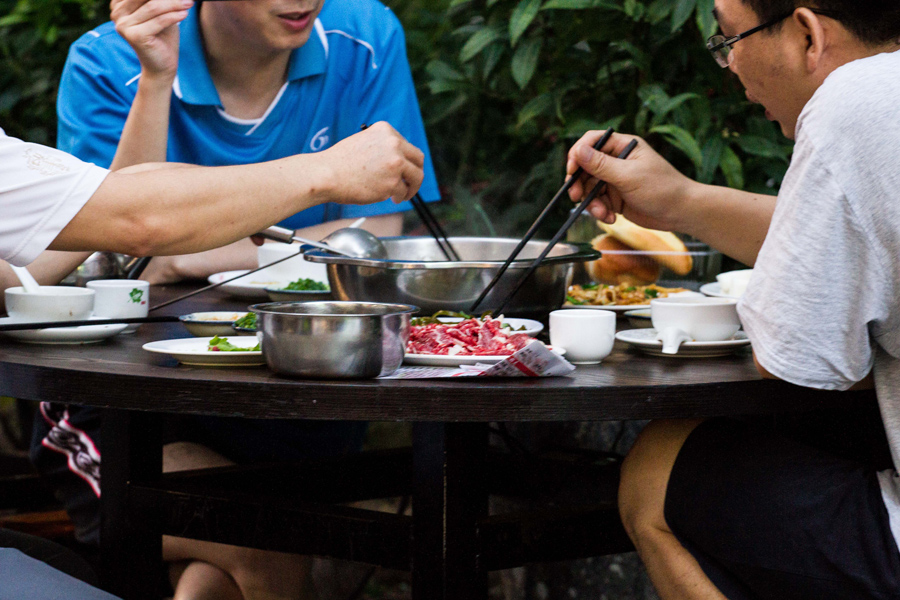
[735,135,786,159]
[541,0,621,10]
[517,93,554,127]
[561,115,625,138]
[425,60,466,82]
[511,37,542,88]
[482,44,505,80]
[0,14,28,26]
[650,124,704,169]
[695,0,717,38]
[510,0,542,47]
[459,27,502,63]
[650,92,700,127]
[720,145,745,189]
[670,0,697,32]
[449,0,472,7]
[646,0,673,24]
[698,134,724,184]
[623,0,642,19]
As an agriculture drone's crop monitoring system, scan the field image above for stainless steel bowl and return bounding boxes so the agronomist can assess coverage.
[250,301,418,379]
[303,237,600,318]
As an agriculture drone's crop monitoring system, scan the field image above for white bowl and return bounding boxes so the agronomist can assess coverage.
[650,296,741,342]
[5,286,95,322]
[256,243,328,286]
[715,269,753,297]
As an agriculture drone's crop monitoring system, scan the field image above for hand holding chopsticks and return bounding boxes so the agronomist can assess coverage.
[471,129,618,313]
[489,137,639,316]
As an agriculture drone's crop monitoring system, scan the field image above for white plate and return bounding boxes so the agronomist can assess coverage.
[207,270,286,300]
[564,290,705,312]
[430,317,544,337]
[143,337,265,366]
[0,316,128,344]
[699,282,741,298]
[615,328,750,358]
[404,344,562,367]
[179,312,249,337]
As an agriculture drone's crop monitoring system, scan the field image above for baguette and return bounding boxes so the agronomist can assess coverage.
[586,234,660,285]
[597,215,693,275]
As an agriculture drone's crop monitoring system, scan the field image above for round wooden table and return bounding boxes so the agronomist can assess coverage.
[0,283,856,600]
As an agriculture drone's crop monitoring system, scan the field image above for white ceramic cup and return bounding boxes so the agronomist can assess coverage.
[716,268,753,297]
[86,280,150,333]
[650,296,740,354]
[549,309,617,365]
[256,243,328,285]
[5,286,95,322]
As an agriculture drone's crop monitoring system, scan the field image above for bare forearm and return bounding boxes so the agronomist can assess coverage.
[142,213,403,284]
[50,122,423,257]
[676,183,775,267]
[141,238,258,284]
[52,158,334,256]
[110,74,173,170]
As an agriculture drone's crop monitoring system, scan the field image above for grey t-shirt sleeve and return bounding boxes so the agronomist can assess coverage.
[738,144,886,390]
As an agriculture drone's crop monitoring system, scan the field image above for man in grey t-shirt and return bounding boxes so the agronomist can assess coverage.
[566,1,900,598]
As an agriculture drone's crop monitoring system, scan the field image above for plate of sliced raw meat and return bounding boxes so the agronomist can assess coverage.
[404,316,559,366]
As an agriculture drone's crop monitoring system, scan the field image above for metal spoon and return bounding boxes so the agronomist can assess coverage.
[10,265,41,294]
[320,227,388,260]
[258,225,388,259]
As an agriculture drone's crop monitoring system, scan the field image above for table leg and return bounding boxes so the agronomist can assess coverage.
[412,422,489,600]
[100,409,163,600]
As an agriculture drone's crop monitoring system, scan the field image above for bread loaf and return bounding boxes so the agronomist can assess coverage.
[585,234,661,285]
[597,215,692,275]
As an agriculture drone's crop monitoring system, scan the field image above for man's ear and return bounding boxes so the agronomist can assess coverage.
[793,7,828,73]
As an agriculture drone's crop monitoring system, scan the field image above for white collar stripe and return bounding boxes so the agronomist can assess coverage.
[324,29,378,69]
[315,20,329,59]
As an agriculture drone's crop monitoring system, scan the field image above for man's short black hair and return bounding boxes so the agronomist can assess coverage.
[741,1,900,45]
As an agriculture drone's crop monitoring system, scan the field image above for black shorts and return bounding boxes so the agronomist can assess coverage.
[664,405,900,600]
[30,403,367,546]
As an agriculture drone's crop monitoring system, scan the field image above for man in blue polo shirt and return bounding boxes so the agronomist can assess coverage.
[57,0,439,283]
[38,0,439,597]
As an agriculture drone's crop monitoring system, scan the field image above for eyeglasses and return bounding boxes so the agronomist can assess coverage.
[706,9,841,68]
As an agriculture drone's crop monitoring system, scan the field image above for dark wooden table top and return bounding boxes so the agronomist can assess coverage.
[0,282,853,422]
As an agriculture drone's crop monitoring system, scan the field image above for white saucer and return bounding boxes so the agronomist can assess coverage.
[0,316,128,344]
[143,337,265,367]
[207,270,286,300]
[615,328,750,358]
[699,282,741,299]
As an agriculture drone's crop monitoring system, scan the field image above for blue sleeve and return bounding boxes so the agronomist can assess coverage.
[57,34,135,168]
[335,11,440,222]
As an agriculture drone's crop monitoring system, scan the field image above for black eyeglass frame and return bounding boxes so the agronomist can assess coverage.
[706,8,842,67]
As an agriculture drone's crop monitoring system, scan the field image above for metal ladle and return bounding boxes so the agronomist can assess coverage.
[258,225,388,260]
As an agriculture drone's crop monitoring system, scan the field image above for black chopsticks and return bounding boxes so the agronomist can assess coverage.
[470,129,616,312]
[492,138,639,316]
[411,193,460,261]
[0,315,179,332]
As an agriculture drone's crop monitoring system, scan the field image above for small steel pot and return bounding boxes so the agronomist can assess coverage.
[250,301,418,379]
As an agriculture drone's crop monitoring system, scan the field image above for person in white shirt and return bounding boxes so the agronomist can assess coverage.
[1,121,422,267]
[565,1,900,598]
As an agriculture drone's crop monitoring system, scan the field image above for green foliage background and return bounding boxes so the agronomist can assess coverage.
[1,0,792,236]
